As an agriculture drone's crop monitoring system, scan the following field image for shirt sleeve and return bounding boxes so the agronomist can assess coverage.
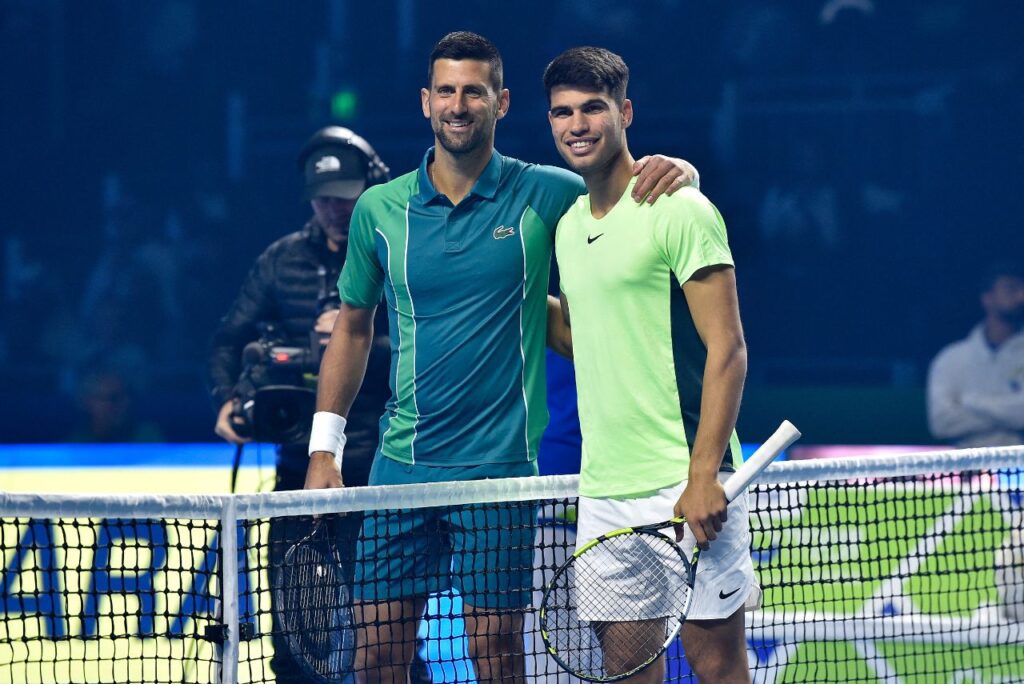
[525,164,585,234]
[652,188,734,283]
[338,194,385,308]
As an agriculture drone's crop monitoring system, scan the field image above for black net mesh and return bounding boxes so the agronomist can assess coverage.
[3,467,1024,683]
[0,518,222,683]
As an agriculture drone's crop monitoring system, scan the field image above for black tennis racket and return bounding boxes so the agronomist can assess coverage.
[539,421,800,682]
[272,517,356,683]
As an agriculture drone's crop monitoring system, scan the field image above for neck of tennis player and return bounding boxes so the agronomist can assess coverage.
[429,140,494,206]
[581,146,634,218]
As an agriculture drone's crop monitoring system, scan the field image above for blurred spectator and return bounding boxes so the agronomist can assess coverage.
[927,262,1024,447]
[1,236,45,362]
[66,367,163,443]
[73,178,187,369]
[757,139,842,256]
[746,137,851,360]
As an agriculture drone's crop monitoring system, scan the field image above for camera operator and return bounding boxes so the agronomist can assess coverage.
[207,126,391,682]
[209,126,389,482]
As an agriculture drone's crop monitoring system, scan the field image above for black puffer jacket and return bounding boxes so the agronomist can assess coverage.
[208,219,388,468]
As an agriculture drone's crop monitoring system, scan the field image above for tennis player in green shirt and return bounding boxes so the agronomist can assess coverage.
[544,47,754,683]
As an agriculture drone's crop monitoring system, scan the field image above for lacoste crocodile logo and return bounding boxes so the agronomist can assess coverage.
[493,225,516,240]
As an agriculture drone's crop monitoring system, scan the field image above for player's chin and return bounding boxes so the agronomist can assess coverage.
[559,154,589,175]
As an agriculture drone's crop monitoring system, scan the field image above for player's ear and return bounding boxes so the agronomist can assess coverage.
[621,98,633,129]
[421,88,430,119]
[496,88,510,120]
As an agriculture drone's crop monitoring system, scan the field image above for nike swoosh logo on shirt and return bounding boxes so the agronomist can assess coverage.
[587,234,604,244]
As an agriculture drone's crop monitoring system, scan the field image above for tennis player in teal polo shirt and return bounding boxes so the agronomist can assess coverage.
[304,32,696,683]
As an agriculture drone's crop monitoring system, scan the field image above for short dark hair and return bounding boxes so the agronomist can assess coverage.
[543,46,629,104]
[428,31,504,93]
[980,261,1024,293]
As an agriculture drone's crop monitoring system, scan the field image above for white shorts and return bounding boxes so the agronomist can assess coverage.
[575,473,758,621]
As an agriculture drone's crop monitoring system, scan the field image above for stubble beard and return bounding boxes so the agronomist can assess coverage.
[436,123,487,156]
[432,106,495,157]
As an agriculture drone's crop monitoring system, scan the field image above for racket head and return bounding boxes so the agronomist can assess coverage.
[272,518,355,683]
[540,526,698,682]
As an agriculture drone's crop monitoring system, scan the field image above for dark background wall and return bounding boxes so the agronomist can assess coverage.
[2,0,1021,444]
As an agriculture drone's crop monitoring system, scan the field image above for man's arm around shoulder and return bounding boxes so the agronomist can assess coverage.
[305,303,376,490]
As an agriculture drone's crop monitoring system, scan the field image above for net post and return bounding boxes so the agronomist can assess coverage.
[219,496,240,684]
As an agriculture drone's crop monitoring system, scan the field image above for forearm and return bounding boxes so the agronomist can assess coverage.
[960,392,1024,431]
[546,295,573,360]
[689,339,747,480]
[926,366,999,439]
[927,394,996,439]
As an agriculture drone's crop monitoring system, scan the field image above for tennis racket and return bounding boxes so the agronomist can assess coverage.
[272,517,356,683]
[539,420,800,682]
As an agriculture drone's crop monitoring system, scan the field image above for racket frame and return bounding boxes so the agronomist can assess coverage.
[272,517,354,684]
[540,522,701,681]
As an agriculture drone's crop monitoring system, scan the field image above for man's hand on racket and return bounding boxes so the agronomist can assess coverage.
[305,451,344,489]
[673,475,728,549]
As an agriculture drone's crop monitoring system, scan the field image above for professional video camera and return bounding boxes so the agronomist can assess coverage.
[230,267,339,444]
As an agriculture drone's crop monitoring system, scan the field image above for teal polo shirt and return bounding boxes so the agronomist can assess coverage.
[339,148,584,466]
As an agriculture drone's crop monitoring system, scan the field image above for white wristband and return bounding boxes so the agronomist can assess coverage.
[309,411,347,470]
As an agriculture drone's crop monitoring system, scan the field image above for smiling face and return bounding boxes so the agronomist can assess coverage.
[548,85,632,177]
[421,58,509,157]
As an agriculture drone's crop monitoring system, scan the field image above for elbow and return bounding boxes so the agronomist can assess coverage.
[703,334,747,390]
[548,331,573,361]
[722,335,748,379]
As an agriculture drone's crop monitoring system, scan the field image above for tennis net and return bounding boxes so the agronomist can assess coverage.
[2,446,1024,683]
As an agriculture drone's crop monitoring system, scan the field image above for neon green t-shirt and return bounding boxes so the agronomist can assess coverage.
[554,181,742,498]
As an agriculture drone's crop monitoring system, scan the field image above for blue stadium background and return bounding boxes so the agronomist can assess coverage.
[1,0,1022,445]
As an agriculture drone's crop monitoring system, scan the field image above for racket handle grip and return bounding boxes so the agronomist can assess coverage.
[723,420,801,502]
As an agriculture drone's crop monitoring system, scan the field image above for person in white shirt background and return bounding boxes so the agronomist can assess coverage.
[927,262,1024,448]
